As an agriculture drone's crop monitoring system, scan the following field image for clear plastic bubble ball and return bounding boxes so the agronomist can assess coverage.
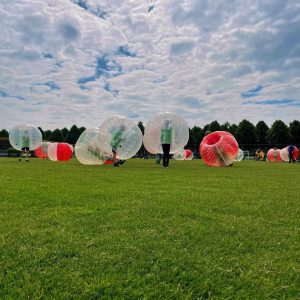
[280,146,299,162]
[185,149,193,160]
[75,128,111,165]
[267,148,282,162]
[143,112,189,154]
[173,148,186,160]
[48,143,73,161]
[9,124,42,151]
[99,116,143,160]
[199,131,239,167]
[35,142,51,159]
[235,149,244,162]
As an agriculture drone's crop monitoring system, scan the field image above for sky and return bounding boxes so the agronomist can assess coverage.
[0,0,300,130]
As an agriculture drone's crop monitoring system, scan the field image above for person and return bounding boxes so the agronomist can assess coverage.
[255,149,264,161]
[155,153,163,164]
[19,131,30,162]
[111,125,126,167]
[288,145,296,163]
[161,120,172,168]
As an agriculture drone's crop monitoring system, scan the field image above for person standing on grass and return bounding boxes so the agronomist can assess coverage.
[288,145,296,163]
[111,125,126,167]
[19,131,30,162]
[161,120,172,168]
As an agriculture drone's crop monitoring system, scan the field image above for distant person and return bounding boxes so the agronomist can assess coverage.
[288,145,296,163]
[161,120,172,168]
[19,131,30,162]
[156,153,163,164]
[111,125,126,167]
[255,149,264,161]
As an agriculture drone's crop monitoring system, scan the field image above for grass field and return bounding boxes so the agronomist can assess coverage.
[0,157,299,299]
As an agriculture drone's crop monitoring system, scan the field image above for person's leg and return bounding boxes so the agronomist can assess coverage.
[112,149,119,166]
[19,150,24,161]
[25,150,29,161]
[165,144,171,167]
[162,144,168,167]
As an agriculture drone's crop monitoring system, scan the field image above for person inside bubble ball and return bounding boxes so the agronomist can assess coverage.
[111,124,126,167]
[288,145,296,163]
[161,120,173,168]
[19,130,30,162]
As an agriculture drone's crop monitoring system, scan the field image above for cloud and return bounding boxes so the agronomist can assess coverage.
[240,85,264,98]
[0,0,299,130]
[243,99,300,106]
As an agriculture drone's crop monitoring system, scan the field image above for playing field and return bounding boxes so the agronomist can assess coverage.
[0,158,299,299]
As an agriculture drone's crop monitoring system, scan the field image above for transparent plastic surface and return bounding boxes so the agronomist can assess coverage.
[9,124,42,151]
[99,116,142,160]
[199,131,239,167]
[143,112,189,154]
[75,128,111,165]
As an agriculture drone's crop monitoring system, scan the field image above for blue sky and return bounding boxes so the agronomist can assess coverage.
[0,0,300,130]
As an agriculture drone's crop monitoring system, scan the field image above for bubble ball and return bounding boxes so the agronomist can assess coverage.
[48,142,73,161]
[199,131,239,167]
[143,112,189,154]
[75,128,111,165]
[267,148,283,162]
[35,142,51,159]
[185,149,194,160]
[173,148,186,160]
[234,149,244,162]
[99,116,143,160]
[9,124,42,151]
[280,146,299,162]
[142,134,158,155]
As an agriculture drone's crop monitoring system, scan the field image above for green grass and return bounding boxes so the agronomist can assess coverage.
[0,158,299,299]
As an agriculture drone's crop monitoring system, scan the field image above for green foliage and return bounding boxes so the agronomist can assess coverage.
[255,121,269,145]
[267,120,291,146]
[0,129,9,138]
[289,120,300,145]
[66,125,80,145]
[236,119,257,145]
[49,129,64,142]
[61,127,69,141]
[0,159,299,299]
[208,120,221,132]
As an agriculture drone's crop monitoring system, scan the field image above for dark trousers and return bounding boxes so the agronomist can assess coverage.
[162,144,171,167]
[289,153,295,163]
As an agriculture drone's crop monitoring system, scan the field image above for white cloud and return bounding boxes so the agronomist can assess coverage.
[0,0,299,131]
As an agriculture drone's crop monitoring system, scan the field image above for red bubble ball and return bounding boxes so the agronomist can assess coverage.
[199,131,239,167]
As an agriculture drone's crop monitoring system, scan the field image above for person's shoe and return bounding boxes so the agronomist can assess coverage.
[19,158,21,162]
[26,160,29,162]
[113,163,120,167]
[118,160,126,165]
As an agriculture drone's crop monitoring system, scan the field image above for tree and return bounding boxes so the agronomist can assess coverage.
[49,129,64,142]
[0,129,9,138]
[228,124,238,137]
[38,127,44,139]
[236,119,257,148]
[255,121,269,146]
[43,130,52,140]
[61,127,69,141]
[220,122,230,132]
[137,121,145,157]
[289,120,300,145]
[137,121,144,135]
[188,126,202,151]
[267,120,291,147]
[208,120,221,132]
[66,125,80,145]
[79,127,86,134]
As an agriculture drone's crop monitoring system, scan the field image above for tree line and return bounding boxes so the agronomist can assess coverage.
[0,120,299,153]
